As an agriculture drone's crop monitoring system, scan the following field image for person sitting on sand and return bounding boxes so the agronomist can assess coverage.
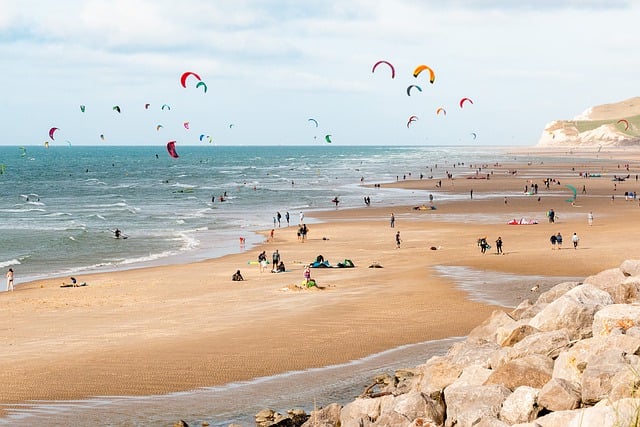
[232,270,244,281]
[277,261,286,273]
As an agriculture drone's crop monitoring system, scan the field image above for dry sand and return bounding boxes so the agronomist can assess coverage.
[2,148,640,410]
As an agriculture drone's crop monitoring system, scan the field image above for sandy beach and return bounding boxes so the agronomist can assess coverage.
[2,148,640,413]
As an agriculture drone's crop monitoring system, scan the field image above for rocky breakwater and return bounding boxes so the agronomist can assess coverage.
[249,259,640,427]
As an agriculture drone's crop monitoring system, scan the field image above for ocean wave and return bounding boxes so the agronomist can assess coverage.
[0,259,21,268]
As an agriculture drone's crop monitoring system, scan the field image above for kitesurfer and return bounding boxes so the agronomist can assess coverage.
[114,228,122,239]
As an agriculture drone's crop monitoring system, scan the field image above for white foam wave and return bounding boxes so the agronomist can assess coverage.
[0,259,21,268]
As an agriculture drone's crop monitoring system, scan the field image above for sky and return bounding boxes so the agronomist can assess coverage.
[0,0,637,147]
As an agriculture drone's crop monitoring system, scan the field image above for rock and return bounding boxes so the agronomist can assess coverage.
[448,365,493,389]
[443,384,511,427]
[301,403,342,427]
[584,267,640,303]
[498,323,539,347]
[509,299,536,321]
[608,354,640,402]
[445,340,500,368]
[172,421,188,427]
[509,329,572,361]
[485,354,553,391]
[561,397,640,427]
[529,284,614,340]
[534,281,581,305]
[467,310,515,344]
[371,392,445,427]
[593,304,640,337]
[581,348,629,405]
[584,267,626,287]
[538,377,582,411]
[339,395,393,427]
[412,356,463,397]
[620,260,640,277]
[498,386,540,424]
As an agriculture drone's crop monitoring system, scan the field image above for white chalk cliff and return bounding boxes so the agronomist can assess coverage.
[537,97,640,147]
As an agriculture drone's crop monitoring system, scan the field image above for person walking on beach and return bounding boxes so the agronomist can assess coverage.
[6,268,14,292]
[272,250,280,271]
[299,211,304,225]
[285,211,290,227]
[547,209,555,223]
[495,236,503,254]
[395,231,401,249]
[587,211,594,226]
[550,234,557,250]
[572,232,580,249]
[390,213,395,228]
[258,251,268,273]
[470,189,473,199]
[556,232,563,250]
[276,211,281,227]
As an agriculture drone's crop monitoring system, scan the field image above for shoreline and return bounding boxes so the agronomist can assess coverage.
[2,148,640,421]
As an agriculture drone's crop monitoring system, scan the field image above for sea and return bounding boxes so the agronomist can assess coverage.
[0,145,581,426]
[0,144,529,284]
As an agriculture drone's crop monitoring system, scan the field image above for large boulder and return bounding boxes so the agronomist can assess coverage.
[620,260,640,277]
[499,386,540,425]
[581,348,630,405]
[339,395,394,427]
[529,284,614,340]
[538,377,582,411]
[301,403,342,427]
[535,281,581,305]
[496,322,538,347]
[592,304,640,337]
[467,310,516,344]
[485,354,553,390]
[412,356,463,397]
[445,340,500,368]
[584,267,640,303]
[373,392,445,427]
[443,384,511,427]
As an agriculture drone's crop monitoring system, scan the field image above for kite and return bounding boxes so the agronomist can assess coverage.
[180,71,201,88]
[156,124,163,131]
[113,105,121,113]
[436,107,446,116]
[413,65,435,84]
[325,134,332,143]
[161,104,171,111]
[145,103,151,110]
[80,105,86,113]
[229,124,234,129]
[19,146,26,157]
[184,121,190,130]
[471,132,477,140]
[166,141,179,158]
[406,85,422,96]
[407,115,418,128]
[196,81,208,93]
[371,60,395,79]
[459,97,473,108]
[199,134,212,143]
[617,119,630,131]
[49,127,59,140]
[100,134,105,141]
[308,118,319,127]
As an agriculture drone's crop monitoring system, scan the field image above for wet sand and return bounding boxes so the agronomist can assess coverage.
[2,147,640,412]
